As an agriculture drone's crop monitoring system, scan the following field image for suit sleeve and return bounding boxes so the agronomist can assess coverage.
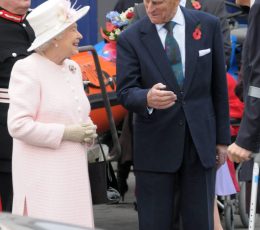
[236,3,260,152]
[116,31,150,116]
[207,0,231,66]
[8,59,65,149]
[212,19,231,145]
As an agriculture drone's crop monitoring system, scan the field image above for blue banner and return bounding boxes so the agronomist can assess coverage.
[30,0,97,45]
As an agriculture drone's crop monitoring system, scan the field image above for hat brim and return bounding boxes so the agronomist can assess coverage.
[28,6,89,52]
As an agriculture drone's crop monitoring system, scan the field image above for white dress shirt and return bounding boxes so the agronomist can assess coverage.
[180,0,186,7]
[155,6,186,76]
[147,5,186,114]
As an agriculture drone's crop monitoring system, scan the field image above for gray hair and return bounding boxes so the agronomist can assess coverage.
[35,33,64,53]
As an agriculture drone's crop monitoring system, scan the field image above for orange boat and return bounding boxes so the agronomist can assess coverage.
[71,50,127,134]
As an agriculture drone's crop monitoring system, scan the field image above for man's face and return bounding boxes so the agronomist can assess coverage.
[0,0,31,15]
[143,0,180,24]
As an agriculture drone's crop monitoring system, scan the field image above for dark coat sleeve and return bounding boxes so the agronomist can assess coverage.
[116,31,150,117]
[205,0,231,66]
[236,1,260,152]
[132,3,146,23]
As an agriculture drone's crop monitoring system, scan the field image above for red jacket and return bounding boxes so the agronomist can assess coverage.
[227,73,244,136]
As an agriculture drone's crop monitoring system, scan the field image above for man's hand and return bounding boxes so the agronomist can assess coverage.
[216,144,228,169]
[147,83,177,109]
[227,143,252,163]
[235,0,250,7]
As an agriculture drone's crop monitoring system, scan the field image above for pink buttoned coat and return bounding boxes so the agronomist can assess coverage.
[8,53,94,228]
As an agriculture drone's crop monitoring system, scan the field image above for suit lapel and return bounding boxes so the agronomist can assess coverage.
[181,7,200,93]
[140,19,180,92]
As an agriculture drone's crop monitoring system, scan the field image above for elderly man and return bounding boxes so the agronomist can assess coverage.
[0,0,34,211]
[116,0,230,229]
[132,0,231,66]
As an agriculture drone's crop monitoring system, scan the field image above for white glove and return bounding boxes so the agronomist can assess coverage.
[82,121,98,144]
[63,122,97,143]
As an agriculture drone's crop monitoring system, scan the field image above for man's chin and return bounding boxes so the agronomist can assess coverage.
[149,17,162,24]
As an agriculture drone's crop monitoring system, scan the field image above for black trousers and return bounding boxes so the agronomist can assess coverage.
[135,131,216,230]
[0,103,13,212]
[0,172,13,212]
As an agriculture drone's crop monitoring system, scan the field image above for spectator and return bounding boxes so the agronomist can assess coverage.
[228,0,260,162]
[114,0,142,13]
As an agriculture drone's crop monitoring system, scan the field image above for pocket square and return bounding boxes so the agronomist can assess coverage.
[199,48,211,57]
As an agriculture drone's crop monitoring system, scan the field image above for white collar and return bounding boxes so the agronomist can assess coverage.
[180,0,186,7]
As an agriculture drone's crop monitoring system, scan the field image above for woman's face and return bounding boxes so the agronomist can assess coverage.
[57,23,83,58]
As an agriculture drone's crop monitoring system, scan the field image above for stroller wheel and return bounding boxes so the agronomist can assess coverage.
[224,203,235,230]
[238,181,249,227]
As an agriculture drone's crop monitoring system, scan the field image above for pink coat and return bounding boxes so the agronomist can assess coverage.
[8,53,94,228]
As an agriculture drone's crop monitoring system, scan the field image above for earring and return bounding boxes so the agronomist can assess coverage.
[54,43,58,48]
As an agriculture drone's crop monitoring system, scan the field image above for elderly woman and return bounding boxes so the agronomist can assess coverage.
[7,0,96,227]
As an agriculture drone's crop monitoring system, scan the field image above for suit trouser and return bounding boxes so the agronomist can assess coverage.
[0,172,13,212]
[0,103,13,212]
[135,131,216,230]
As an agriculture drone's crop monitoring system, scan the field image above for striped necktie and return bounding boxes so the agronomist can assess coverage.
[164,21,184,87]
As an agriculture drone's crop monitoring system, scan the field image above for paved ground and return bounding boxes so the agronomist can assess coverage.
[94,172,260,230]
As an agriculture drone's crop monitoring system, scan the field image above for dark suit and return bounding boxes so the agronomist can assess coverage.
[133,0,231,65]
[236,0,260,152]
[116,6,230,230]
[113,0,142,13]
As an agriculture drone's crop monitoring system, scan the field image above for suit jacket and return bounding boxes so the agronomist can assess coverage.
[116,7,230,172]
[0,9,35,172]
[133,0,231,65]
[114,0,142,13]
[236,0,260,152]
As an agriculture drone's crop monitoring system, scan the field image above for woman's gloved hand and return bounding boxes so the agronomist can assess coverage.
[63,121,97,143]
[81,121,98,144]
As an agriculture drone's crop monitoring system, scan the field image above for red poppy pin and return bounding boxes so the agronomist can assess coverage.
[191,0,201,10]
[193,24,202,40]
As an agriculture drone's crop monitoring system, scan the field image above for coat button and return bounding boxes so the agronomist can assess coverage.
[22,23,26,27]
[12,53,17,57]
[178,120,184,126]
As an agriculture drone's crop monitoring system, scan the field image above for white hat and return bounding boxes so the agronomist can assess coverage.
[27,0,90,51]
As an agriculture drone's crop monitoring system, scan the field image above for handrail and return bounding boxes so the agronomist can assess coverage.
[78,45,121,161]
